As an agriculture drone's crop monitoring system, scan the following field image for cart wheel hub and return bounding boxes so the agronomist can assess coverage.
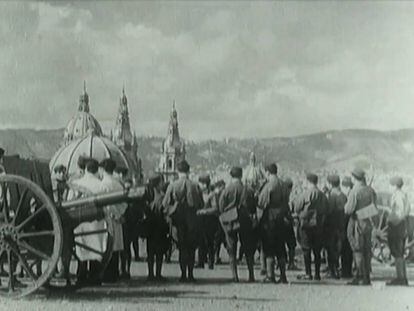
[0,225,17,248]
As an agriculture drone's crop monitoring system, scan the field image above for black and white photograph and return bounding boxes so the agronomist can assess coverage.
[0,1,412,310]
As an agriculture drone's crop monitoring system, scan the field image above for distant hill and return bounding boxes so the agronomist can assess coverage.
[0,128,413,173]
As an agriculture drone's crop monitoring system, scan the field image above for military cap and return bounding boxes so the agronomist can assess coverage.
[198,174,211,185]
[214,179,225,188]
[284,177,293,189]
[306,172,318,184]
[390,176,404,188]
[85,158,99,174]
[77,155,89,170]
[177,160,190,173]
[148,172,162,185]
[114,167,128,176]
[327,174,340,187]
[53,164,66,174]
[342,176,353,187]
[230,166,243,179]
[351,168,366,181]
[265,163,278,175]
[99,158,116,174]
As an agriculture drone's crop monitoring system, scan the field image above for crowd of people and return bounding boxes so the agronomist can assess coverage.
[52,156,412,287]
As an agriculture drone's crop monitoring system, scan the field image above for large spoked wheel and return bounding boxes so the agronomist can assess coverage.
[372,207,412,264]
[0,174,62,298]
[371,207,392,264]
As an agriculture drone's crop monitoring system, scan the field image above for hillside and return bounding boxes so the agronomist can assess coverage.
[0,128,413,173]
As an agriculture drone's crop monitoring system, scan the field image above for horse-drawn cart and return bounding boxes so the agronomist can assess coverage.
[0,156,145,298]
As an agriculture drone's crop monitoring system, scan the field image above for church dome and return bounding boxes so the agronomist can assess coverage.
[63,82,103,144]
[50,132,132,178]
[243,152,266,190]
[63,112,103,143]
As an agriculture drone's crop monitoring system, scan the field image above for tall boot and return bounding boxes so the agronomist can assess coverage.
[314,249,321,281]
[147,257,155,281]
[396,257,403,280]
[208,250,214,270]
[155,255,165,281]
[229,256,239,283]
[246,253,255,282]
[298,250,313,280]
[188,249,196,282]
[260,248,266,275]
[264,257,275,283]
[387,258,408,286]
[402,259,408,281]
[179,249,187,282]
[277,258,288,284]
[361,253,371,285]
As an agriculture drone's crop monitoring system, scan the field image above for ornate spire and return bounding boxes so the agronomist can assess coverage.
[158,101,186,181]
[121,84,127,106]
[78,80,90,112]
[249,151,256,166]
[113,86,132,148]
[167,100,179,144]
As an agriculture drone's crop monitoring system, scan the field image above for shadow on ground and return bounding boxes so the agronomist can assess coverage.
[24,276,279,304]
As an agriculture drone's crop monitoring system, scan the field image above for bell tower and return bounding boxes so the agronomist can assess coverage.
[112,86,143,184]
[158,101,186,182]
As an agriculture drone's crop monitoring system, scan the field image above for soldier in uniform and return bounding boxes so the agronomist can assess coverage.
[341,176,354,278]
[213,180,226,264]
[68,155,89,183]
[295,173,328,281]
[53,164,68,203]
[386,176,410,286]
[258,163,288,283]
[284,178,300,271]
[219,167,258,283]
[345,168,376,285]
[163,160,204,282]
[197,174,219,269]
[100,159,128,283]
[67,158,106,285]
[145,173,169,281]
[325,174,347,279]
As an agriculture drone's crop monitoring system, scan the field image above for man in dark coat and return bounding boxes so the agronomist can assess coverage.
[145,173,169,281]
[387,176,410,286]
[162,160,204,282]
[197,174,220,269]
[258,163,288,283]
[341,176,354,278]
[219,167,258,283]
[213,180,226,264]
[283,178,300,271]
[295,173,328,281]
[325,174,347,279]
[345,168,376,285]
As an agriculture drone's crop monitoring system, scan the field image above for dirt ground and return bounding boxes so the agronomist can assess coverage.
[0,258,413,311]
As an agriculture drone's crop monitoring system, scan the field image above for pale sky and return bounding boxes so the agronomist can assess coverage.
[1,1,414,140]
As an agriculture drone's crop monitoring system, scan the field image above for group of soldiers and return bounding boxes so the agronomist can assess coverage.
[53,156,411,287]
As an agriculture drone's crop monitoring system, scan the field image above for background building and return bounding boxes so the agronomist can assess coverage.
[50,83,143,184]
[158,102,186,182]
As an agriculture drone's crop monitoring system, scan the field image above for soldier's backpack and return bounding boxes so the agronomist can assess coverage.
[219,186,247,233]
[300,199,318,229]
[167,183,188,226]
